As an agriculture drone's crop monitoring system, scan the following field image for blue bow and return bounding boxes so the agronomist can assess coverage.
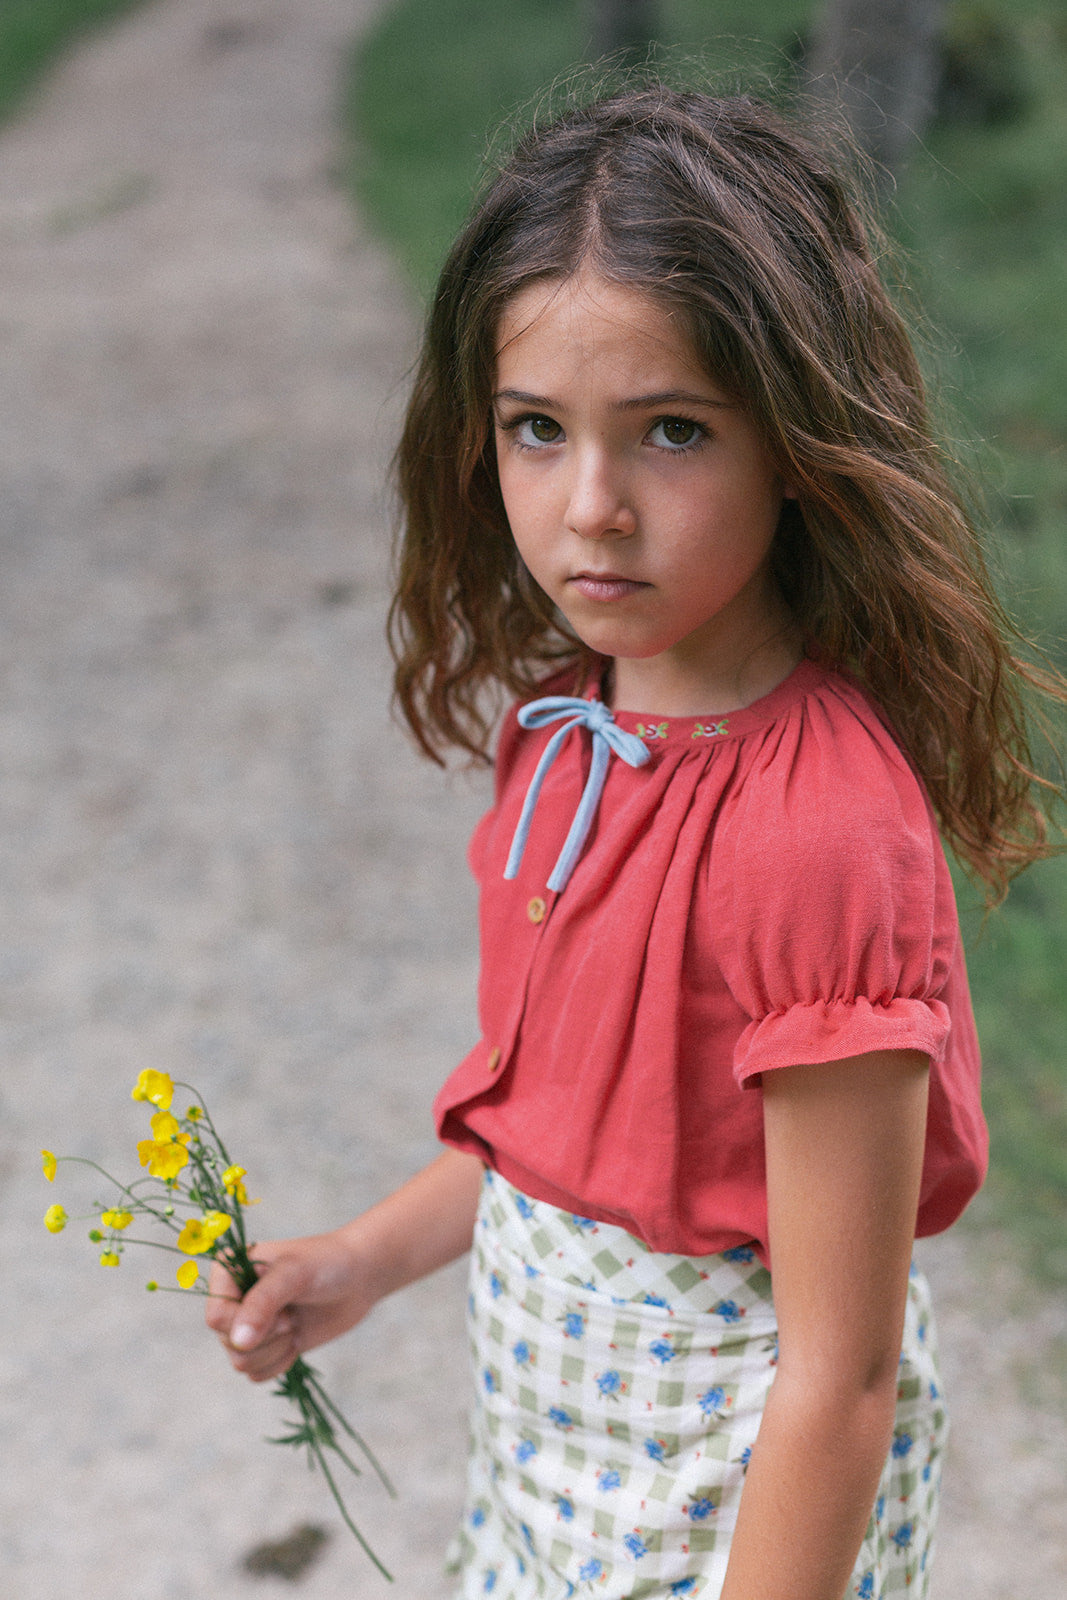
[504,696,651,893]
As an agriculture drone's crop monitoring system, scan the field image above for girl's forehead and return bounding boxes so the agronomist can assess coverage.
[494,271,709,389]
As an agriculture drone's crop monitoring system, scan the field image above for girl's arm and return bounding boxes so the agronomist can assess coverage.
[205,1147,486,1384]
[719,1048,930,1600]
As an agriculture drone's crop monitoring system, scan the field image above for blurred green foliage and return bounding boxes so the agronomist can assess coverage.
[0,0,147,121]
[348,0,1067,1278]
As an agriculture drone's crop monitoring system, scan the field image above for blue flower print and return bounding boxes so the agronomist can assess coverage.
[723,1245,755,1264]
[891,1431,914,1459]
[489,1271,504,1299]
[712,1298,745,1323]
[644,1437,668,1463]
[738,1445,752,1468]
[686,1495,716,1522]
[512,1339,533,1366]
[641,1292,670,1308]
[875,1497,886,1521]
[596,1368,624,1398]
[571,1214,597,1231]
[561,1311,586,1339]
[514,1437,538,1464]
[483,1569,498,1592]
[698,1385,727,1418]
[470,1505,487,1529]
[579,1558,604,1581]
[520,1522,537,1555]
[555,1494,576,1522]
[649,1338,676,1364]
[890,1522,914,1553]
[514,1193,535,1219]
[548,1406,576,1431]
[482,1367,500,1395]
[922,1460,932,1483]
[624,1531,650,1559]
[597,1467,622,1491]
[671,1581,699,1596]
[929,1380,940,1401]
[524,1261,541,1279]
[855,1573,875,1599]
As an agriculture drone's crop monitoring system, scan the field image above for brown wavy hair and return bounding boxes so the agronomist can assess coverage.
[391,85,1064,900]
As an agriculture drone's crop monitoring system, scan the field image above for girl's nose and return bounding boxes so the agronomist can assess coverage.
[565,451,636,540]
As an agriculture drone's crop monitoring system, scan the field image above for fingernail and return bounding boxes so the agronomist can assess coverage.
[231,1321,256,1350]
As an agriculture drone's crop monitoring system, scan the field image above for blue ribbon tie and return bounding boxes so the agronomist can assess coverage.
[504,696,651,893]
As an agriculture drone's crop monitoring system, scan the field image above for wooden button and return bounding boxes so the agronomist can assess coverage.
[487,1046,502,1073]
[527,896,547,924]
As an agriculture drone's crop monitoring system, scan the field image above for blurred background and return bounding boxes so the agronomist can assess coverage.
[0,1,1063,1596]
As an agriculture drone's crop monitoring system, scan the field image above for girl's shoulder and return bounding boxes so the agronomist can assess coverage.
[718,658,940,867]
[708,661,958,992]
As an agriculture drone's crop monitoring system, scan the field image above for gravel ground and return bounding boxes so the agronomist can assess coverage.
[0,3,1063,1597]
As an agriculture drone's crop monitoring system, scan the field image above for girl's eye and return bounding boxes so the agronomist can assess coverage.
[513,415,562,447]
[650,417,703,450]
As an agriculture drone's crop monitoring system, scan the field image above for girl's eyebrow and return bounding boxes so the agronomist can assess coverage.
[492,387,733,411]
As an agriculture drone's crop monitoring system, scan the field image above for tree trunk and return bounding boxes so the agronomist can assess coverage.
[585,0,659,62]
[807,0,950,180]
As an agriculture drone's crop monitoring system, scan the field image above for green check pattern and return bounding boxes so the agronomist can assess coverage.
[447,1172,946,1599]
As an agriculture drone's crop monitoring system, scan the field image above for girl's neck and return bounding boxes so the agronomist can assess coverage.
[607,617,805,719]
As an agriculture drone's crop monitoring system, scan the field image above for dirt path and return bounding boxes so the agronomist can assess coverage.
[0,2,1063,1596]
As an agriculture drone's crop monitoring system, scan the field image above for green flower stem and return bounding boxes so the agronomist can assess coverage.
[271,1356,395,1581]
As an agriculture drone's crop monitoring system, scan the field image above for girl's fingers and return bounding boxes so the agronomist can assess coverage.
[204,1263,242,1333]
[228,1265,303,1351]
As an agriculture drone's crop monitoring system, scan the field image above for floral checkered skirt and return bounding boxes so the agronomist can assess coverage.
[447,1170,947,1599]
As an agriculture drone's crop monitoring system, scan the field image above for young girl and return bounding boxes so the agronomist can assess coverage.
[207,87,1062,1599]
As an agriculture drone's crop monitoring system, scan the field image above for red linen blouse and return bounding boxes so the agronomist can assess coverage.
[434,657,987,1263]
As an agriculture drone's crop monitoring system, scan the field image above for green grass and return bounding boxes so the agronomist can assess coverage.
[348,0,1067,1281]
[348,0,810,300]
[0,0,150,124]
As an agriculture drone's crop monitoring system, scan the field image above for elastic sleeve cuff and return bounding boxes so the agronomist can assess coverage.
[734,997,951,1087]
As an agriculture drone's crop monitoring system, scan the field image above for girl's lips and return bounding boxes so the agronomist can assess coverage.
[569,574,649,601]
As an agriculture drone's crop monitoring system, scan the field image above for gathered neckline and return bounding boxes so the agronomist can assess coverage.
[588,657,829,747]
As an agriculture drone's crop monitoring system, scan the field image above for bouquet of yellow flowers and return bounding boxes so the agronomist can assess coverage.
[43,1070,395,1580]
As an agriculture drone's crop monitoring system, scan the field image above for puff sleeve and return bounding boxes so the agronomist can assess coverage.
[706,682,958,1087]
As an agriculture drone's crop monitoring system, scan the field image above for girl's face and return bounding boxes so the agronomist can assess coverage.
[493,272,799,714]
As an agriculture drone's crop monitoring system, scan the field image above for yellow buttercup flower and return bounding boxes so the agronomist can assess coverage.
[149,1110,182,1142]
[99,1250,121,1267]
[131,1069,174,1111]
[136,1112,191,1180]
[44,1204,67,1233]
[137,1136,190,1181]
[222,1164,252,1204]
[101,1209,133,1231]
[176,1211,231,1255]
[41,1149,57,1182]
[186,1105,203,1122]
[176,1260,200,1289]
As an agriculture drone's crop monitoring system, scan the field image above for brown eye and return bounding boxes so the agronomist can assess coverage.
[655,417,700,447]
